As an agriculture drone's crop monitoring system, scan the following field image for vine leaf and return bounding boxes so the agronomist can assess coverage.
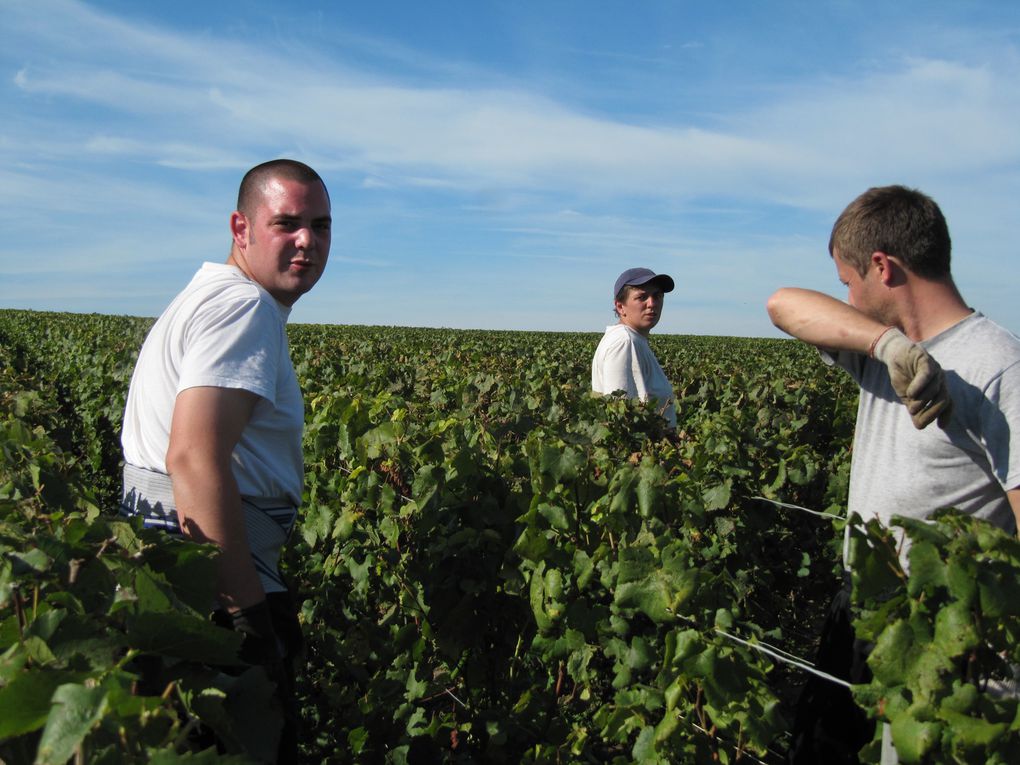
[35,683,108,765]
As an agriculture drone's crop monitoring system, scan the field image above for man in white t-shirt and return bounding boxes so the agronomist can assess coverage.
[120,159,331,761]
[592,267,677,429]
[767,185,1020,764]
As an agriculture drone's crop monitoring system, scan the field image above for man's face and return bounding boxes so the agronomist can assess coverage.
[615,284,664,336]
[834,250,889,324]
[232,177,332,306]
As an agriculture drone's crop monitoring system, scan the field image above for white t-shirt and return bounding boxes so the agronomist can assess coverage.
[591,323,677,428]
[826,312,1020,563]
[121,263,304,505]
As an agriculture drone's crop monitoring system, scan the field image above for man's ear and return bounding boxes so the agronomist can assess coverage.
[230,211,249,250]
[871,251,897,286]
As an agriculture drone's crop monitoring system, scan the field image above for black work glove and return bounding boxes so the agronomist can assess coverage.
[228,601,294,704]
[226,601,299,763]
[229,600,284,666]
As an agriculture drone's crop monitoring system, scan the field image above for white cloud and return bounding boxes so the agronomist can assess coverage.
[83,135,246,170]
[8,3,1019,210]
[3,1,1020,335]
[747,57,1020,190]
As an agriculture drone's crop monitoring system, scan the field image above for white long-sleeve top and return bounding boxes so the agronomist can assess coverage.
[591,323,676,428]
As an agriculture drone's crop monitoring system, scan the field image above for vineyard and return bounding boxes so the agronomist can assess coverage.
[1,308,1018,764]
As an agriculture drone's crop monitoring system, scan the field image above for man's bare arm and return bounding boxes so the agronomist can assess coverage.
[166,385,262,613]
[766,288,888,353]
[1008,488,1020,536]
[766,287,952,429]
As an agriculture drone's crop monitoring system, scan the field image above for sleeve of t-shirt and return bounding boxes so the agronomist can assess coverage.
[597,337,641,398]
[178,296,282,404]
[819,347,868,384]
[980,360,1020,491]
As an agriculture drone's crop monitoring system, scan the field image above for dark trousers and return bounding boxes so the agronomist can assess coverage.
[212,589,304,764]
[787,582,875,764]
[132,590,303,763]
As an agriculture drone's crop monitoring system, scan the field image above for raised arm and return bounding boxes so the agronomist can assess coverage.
[166,385,262,613]
[766,287,952,430]
[766,288,887,353]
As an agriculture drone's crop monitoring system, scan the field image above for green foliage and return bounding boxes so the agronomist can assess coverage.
[0,325,279,763]
[849,511,1020,764]
[16,309,1015,764]
[283,324,856,762]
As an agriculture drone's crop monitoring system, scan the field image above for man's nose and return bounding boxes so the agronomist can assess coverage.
[295,226,314,248]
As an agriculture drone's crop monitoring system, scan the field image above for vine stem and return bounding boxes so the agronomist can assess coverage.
[12,588,25,638]
[510,634,523,680]
[172,717,203,752]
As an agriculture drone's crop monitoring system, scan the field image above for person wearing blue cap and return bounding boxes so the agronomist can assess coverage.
[591,267,677,429]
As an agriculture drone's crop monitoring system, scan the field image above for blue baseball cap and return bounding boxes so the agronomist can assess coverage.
[613,268,675,298]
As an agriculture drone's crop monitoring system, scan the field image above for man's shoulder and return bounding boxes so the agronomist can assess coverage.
[964,313,1020,351]
[182,266,283,321]
[933,312,1020,370]
[187,263,262,300]
[923,314,1020,414]
[595,325,641,354]
[149,265,285,353]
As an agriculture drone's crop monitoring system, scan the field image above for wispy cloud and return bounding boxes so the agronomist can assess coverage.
[3,0,1019,334]
[8,2,1019,204]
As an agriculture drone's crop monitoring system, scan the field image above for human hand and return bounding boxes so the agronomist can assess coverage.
[873,328,953,429]
[229,600,295,702]
[230,600,285,665]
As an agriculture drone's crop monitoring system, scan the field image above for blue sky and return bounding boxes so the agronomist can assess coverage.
[2,0,1018,337]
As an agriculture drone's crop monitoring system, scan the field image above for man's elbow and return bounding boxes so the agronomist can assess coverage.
[165,438,223,481]
[165,441,196,480]
[766,288,793,330]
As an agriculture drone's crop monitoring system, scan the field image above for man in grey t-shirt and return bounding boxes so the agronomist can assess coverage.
[767,185,1020,764]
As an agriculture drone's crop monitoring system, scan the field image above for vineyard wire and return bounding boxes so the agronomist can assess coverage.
[723,630,818,670]
[444,688,468,708]
[751,496,843,519]
[677,718,779,765]
[332,466,845,524]
[709,625,850,690]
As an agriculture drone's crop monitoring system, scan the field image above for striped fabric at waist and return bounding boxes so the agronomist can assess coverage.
[120,463,299,594]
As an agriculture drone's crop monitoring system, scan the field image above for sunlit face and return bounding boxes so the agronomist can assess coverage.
[615,284,664,336]
[834,250,890,324]
[230,177,332,306]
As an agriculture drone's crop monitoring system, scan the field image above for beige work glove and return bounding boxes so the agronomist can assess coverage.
[873,328,953,429]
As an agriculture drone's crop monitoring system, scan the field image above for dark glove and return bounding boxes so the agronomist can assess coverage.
[229,600,285,666]
[873,328,953,429]
[229,601,293,704]
[228,601,298,762]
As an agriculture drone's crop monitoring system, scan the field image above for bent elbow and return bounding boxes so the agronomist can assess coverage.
[165,437,223,480]
[766,289,792,329]
[164,441,193,479]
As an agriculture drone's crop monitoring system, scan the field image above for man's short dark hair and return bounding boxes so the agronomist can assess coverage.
[829,185,952,280]
[236,159,328,218]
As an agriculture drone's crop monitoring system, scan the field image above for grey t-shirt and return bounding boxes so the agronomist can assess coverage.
[825,312,1020,562]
